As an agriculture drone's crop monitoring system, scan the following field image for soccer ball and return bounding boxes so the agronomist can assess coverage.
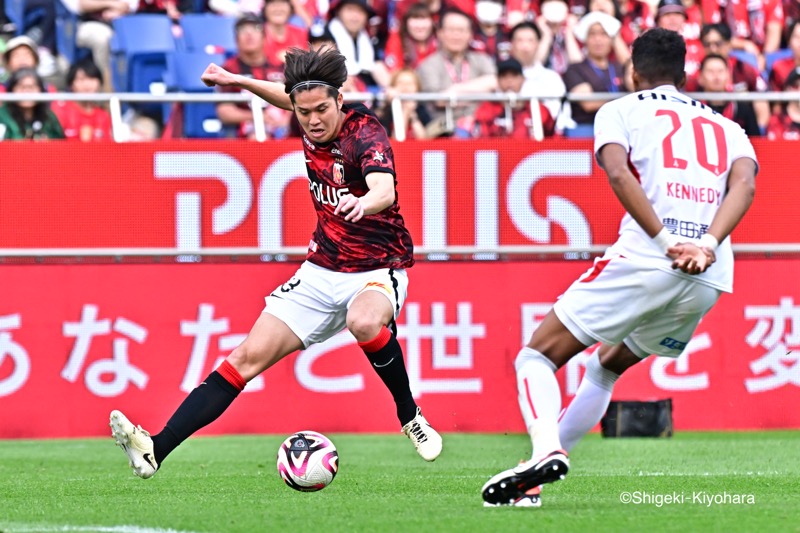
[277,430,339,492]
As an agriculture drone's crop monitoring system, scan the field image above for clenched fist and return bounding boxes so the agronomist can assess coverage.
[200,63,237,88]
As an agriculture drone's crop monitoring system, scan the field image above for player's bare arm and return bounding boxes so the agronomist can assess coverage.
[334,172,396,223]
[705,157,757,250]
[670,157,757,275]
[201,63,293,111]
[599,143,710,274]
[598,143,665,240]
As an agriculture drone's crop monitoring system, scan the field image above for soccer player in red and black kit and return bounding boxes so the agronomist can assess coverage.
[109,47,442,479]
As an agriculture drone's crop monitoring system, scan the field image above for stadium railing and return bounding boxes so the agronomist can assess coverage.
[1,91,796,258]
[1,90,798,142]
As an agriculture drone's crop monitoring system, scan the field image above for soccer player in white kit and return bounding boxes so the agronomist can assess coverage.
[482,27,757,507]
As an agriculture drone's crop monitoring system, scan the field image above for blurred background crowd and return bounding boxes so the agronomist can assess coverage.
[0,0,798,141]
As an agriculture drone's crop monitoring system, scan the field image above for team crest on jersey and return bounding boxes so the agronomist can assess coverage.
[372,151,384,162]
[332,160,345,185]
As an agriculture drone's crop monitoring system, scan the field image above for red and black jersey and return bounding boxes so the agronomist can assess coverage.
[302,103,414,273]
[473,101,555,139]
[769,56,800,90]
[51,100,113,141]
[767,110,800,140]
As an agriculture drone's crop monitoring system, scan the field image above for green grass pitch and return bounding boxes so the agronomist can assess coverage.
[1,431,798,533]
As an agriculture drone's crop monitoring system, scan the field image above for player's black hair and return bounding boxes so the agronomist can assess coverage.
[699,53,727,72]
[631,28,686,86]
[700,22,732,43]
[66,56,104,88]
[509,21,542,42]
[283,46,348,102]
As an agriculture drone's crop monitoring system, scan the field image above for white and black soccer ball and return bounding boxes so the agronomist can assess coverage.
[276,430,338,492]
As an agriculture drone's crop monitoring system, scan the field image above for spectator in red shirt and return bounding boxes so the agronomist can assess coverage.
[217,14,291,138]
[767,66,800,139]
[474,57,555,138]
[263,0,309,65]
[769,20,800,90]
[380,2,438,73]
[654,0,703,78]
[703,0,782,56]
[52,57,113,141]
[617,0,653,46]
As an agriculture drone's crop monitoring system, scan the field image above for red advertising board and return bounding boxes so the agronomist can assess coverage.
[0,139,795,249]
[0,259,797,438]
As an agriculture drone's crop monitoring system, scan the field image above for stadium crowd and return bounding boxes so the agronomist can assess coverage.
[0,0,798,140]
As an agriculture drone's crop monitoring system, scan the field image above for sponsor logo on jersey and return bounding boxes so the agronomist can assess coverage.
[331,147,342,155]
[333,161,345,185]
[372,151,384,162]
[302,135,316,150]
[310,181,350,206]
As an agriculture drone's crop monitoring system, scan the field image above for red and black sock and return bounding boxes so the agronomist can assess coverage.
[359,327,417,426]
[152,360,245,464]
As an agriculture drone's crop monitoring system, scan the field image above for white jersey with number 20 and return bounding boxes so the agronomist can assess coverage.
[594,84,758,293]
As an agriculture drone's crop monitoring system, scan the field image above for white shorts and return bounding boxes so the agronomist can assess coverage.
[264,261,409,348]
[553,255,721,358]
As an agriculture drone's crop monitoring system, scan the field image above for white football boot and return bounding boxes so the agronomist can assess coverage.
[402,407,443,461]
[109,410,158,479]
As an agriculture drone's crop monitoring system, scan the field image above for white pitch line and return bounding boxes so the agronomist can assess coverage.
[1,524,204,533]
[564,470,786,477]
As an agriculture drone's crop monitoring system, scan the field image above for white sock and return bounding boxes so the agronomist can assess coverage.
[558,352,619,452]
[515,347,562,459]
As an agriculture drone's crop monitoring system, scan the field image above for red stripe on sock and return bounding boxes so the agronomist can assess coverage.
[524,377,538,419]
[358,326,392,353]
[217,360,246,391]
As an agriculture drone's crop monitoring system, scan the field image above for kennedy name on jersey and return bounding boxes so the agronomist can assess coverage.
[666,183,722,205]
